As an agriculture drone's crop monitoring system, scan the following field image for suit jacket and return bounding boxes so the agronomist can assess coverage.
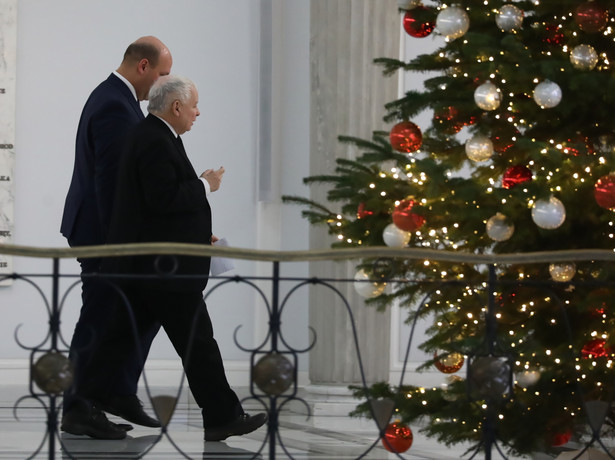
[61,73,145,247]
[105,114,212,292]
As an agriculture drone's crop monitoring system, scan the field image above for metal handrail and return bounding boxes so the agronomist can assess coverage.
[1,242,614,264]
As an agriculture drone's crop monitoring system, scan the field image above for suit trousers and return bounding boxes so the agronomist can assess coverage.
[93,285,244,428]
[63,257,160,412]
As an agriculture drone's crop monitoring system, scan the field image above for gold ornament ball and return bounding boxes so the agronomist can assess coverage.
[433,350,465,374]
[31,352,73,395]
[549,263,576,282]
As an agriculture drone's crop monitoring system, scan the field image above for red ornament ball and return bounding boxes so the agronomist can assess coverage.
[403,6,436,38]
[390,121,422,153]
[581,338,612,359]
[594,175,615,210]
[502,165,532,189]
[433,351,465,374]
[382,422,413,453]
[550,429,572,447]
[575,2,609,33]
[392,200,425,232]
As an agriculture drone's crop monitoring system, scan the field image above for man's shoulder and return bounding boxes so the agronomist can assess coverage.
[85,75,132,108]
[138,114,169,133]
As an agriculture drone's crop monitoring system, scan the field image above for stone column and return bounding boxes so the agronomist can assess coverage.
[308,0,400,412]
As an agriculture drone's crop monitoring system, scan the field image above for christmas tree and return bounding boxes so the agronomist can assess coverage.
[284,0,615,457]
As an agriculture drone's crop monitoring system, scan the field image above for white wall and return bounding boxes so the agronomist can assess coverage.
[1,0,310,384]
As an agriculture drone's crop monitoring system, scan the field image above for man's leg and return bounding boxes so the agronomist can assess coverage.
[61,257,129,439]
[145,289,266,441]
[63,258,160,433]
[146,290,243,425]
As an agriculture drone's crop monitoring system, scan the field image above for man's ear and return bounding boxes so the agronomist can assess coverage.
[172,100,181,116]
[138,59,149,74]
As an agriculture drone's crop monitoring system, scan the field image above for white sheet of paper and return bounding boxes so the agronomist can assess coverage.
[210,237,235,276]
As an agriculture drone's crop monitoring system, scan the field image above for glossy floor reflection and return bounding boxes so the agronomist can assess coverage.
[0,385,531,459]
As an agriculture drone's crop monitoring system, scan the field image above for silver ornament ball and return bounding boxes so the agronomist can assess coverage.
[436,6,470,40]
[496,4,524,32]
[486,213,515,242]
[465,134,494,162]
[531,196,566,229]
[474,81,502,111]
[354,268,386,298]
[570,44,599,71]
[533,80,562,108]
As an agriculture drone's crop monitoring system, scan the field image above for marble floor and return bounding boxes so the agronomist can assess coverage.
[0,384,560,460]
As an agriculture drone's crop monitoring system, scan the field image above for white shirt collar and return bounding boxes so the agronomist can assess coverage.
[152,114,179,138]
[112,70,138,102]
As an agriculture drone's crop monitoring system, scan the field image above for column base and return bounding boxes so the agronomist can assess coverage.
[303,384,360,417]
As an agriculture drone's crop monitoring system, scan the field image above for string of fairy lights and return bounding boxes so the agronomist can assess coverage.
[327,1,615,453]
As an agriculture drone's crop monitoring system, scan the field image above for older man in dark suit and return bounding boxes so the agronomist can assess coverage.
[101,74,266,441]
[60,36,172,439]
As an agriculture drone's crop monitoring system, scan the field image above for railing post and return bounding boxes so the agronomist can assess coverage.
[268,260,281,460]
[270,261,280,352]
[483,264,499,460]
[48,257,61,460]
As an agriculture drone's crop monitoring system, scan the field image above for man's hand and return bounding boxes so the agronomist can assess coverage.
[200,166,225,192]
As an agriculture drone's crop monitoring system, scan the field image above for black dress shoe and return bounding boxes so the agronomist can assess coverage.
[97,395,161,428]
[204,413,268,442]
[61,404,127,440]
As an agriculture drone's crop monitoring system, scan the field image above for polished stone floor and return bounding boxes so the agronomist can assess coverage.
[0,384,578,460]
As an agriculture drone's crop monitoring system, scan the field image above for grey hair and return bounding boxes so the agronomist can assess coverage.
[147,75,195,114]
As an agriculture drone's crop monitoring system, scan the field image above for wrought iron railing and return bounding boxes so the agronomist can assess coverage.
[2,243,615,460]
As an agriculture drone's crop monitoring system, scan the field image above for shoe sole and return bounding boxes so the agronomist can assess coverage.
[61,424,126,440]
[100,405,161,428]
[204,415,268,442]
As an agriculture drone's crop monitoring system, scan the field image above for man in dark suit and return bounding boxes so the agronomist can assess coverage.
[102,74,266,441]
[60,36,172,439]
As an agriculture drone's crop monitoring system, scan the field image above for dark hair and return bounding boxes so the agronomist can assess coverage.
[122,42,160,67]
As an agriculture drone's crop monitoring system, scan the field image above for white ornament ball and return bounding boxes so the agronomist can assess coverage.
[533,80,562,109]
[570,44,599,71]
[515,370,540,388]
[397,0,421,10]
[436,6,470,40]
[474,81,502,111]
[495,4,524,32]
[486,213,514,242]
[549,263,576,282]
[465,134,494,162]
[531,196,566,229]
[354,269,386,298]
[382,223,411,248]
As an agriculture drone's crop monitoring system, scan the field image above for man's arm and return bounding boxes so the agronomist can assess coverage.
[92,100,140,235]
